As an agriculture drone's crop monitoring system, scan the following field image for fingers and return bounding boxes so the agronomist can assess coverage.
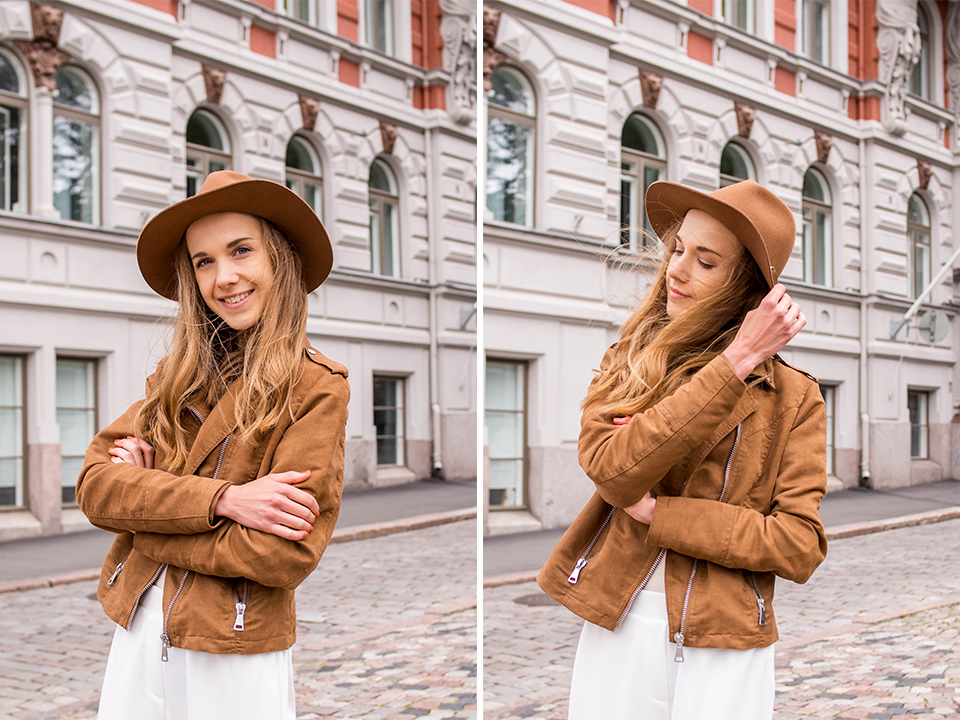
[612,416,632,427]
[271,470,312,484]
[111,437,144,467]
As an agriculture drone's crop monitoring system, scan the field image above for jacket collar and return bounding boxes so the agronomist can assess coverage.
[746,356,776,390]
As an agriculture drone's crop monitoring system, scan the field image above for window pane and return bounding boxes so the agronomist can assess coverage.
[489,69,533,114]
[485,362,523,410]
[489,459,523,507]
[914,236,929,297]
[485,362,526,508]
[0,53,19,93]
[53,118,96,223]
[369,199,381,273]
[803,169,827,202]
[721,145,750,181]
[802,206,813,284]
[369,160,394,193]
[373,377,404,466]
[0,458,22,507]
[286,138,315,173]
[377,437,398,465]
[908,194,928,225]
[487,411,523,457]
[815,208,830,286]
[186,111,225,151]
[55,68,96,112]
[622,115,661,157]
[0,356,23,508]
[0,104,21,211]
[814,0,829,63]
[487,117,531,225]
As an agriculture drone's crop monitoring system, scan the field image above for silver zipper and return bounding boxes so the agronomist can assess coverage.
[125,563,165,630]
[750,572,767,626]
[160,570,189,661]
[674,423,742,662]
[567,506,616,584]
[107,562,124,585]
[614,546,667,631]
[233,579,249,631]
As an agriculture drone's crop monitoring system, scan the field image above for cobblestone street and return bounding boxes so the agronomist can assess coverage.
[483,519,960,719]
[0,520,477,720]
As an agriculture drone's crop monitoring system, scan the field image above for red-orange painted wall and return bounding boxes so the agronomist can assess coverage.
[774,0,795,51]
[128,0,177,17]
[249,0,273,8]
[774,66,795,95]
[414,84,447,110]
[339,58,361,87]
[411,0,444,69]
[848,0,879,80]
[939,1,949,108]
[687,30,713,65]
[250,25,276,58]
[562,0,616,22]
[687,0,712,16]
[338,0,359,43]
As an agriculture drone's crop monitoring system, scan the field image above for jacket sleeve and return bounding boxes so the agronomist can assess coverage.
[75,396,231,536]
[645,380,828,583]
[579,349,747,508]
[132,371,349,590]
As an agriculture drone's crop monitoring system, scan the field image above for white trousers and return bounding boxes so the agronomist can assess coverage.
[97,579,295,720]
[568,590,774,720]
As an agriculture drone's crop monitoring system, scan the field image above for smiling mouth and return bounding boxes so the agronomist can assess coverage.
[221,290,252,306]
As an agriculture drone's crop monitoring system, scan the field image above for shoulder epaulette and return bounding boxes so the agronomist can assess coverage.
[304,347,349,378]
[773,354,818,383]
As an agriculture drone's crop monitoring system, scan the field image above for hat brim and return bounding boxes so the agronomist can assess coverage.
[645,181,774,288]
[137,178,332,300]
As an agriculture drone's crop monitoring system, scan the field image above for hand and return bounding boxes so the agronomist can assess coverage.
[214,471,319,541]
[613,416,632,427]
[723,283,806,380]
[624,491,656,524]
[109,436,155,469]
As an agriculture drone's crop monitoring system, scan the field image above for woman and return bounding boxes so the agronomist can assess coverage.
[76,170,349,719]
[538,180,828,719]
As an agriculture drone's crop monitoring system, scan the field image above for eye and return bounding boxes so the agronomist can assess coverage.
[698,260,715,269]
[235,245,252,257]
[194,258,211,269]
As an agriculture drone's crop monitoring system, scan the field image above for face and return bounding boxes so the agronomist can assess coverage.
[665,209,743,318]
[185,212,274,331]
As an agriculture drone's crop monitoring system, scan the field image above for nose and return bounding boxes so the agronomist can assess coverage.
[215,261,239,288]
[669,252,689,282]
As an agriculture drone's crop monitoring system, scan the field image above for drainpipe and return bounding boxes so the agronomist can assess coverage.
[858,132,871,487]
[425,123,444,478]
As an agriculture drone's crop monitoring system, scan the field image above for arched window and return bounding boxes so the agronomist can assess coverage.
[719,141,754,188]
[910,4,931,100]
[369,158,399,277]
[186,109,231,197]
[802,168,832,286]
[620,113,666,250]
[0,48,26,213]
[908,194,931,299]
[486,67,535,227]
[285,136,322,216]
[364,0,394,55]
[53,66,99,224]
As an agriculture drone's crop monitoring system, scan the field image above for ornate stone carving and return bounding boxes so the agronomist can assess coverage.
[13,2,68,91]
[917,160,932,190]
[815,131,833,164]
[202,65,226,105]
[734,102,755,139]
[946,2,960,130]
[483,6,507,92]
[440,0,477,124]
[379,120,397,155]
[298,95,319,132]
[639,70,662,110]
[877,0,920,136]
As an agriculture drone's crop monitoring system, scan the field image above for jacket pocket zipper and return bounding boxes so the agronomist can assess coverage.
[567,506,616,584]
[107,561,124,585]
[749,571,767,627]
[233,579,249,631]
[160,569,189,661]
[674,423,742,662]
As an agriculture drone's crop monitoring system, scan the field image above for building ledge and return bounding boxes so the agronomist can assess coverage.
[486,509,543,536]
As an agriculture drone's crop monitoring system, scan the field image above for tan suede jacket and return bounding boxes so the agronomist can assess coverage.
[538,350,827,653]
[76,347,349,655]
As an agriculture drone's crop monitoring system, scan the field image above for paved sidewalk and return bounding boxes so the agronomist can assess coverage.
[483,479,960,580]
[0,519,477,720]
[0,477,477,588]
[482,518,960,719]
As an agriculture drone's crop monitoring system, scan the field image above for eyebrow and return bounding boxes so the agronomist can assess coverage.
[676,237,725,258]
[190,237,254,261]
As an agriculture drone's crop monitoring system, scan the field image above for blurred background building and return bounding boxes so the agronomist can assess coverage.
[0,0,477,541]
[483,0,960,534]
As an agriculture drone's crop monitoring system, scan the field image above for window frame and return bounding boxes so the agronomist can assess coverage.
[0,354,26,509]
[368,158,400,277]
[818,383,836,476]
[185,109,232,198]
[485,359,528,511]
[907,193,931,300]
[486,66,536,228]
[909,3,931,101]
[0,46,27,215]
[801,167,833,287]
[720,0,754,32]
[52,65,101,225]
[363,0,394,55]
[284,135,322,218]
[620,113,667,252]
[372,375,405,467]
[799,0,830,65]
[907,389,929,459]
[284,0,317,25]
[55,357,97,506]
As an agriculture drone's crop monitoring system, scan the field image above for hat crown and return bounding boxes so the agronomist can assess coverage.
[196,170,254,196]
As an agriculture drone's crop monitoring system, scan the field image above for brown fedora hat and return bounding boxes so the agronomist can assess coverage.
[137,170,333,300]
[645,179,795,288]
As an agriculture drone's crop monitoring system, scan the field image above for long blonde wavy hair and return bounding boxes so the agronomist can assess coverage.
[584,221,768,419]
[134,217,308,472]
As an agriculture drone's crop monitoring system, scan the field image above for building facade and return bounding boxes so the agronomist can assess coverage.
[0,0,477,541]
[483,0,960,534]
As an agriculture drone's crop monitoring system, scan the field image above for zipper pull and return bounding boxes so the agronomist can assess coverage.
[233,601,246,632]
[160,633,171,662]
[107,562,124,586]
[756,595,767,627]
[567,558,587,584]
[673,632,685,662]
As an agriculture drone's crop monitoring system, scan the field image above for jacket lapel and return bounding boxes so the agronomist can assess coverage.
[681,389,760,480]
[182,380,241,477]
